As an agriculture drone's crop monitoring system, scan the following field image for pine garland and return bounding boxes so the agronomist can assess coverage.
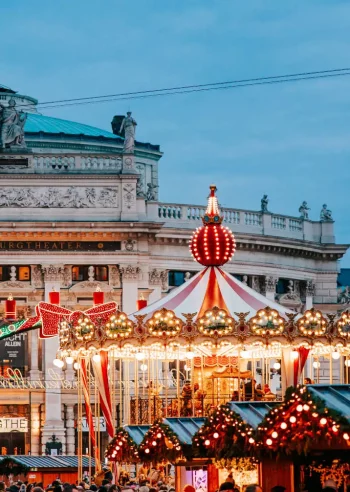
[256,386,350,457]
[105,427,139,462]
[138,420,183,464]
[192,404,254,459]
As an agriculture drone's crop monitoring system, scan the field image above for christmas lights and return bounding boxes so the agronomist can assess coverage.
[257,386,350,456]
[146,308,183,337]
[138,420,183,463]
[105,428,139,462]
[193,404,253,459]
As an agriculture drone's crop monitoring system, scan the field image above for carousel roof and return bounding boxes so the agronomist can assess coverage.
[133,266,291,320]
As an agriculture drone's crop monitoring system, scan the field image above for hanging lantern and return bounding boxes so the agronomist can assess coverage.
[93,286,104,305]
[136,294,147,311]
[49,289,60,305]
[5,294,16,320]
[189,185,236,266]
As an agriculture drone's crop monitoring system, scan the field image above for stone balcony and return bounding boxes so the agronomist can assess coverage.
[157,202,335,244]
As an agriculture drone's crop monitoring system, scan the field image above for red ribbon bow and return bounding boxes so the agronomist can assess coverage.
[36,301,118,338]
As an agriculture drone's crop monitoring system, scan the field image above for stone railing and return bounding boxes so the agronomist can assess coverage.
[32,155,122,172]
[156,203,334,243]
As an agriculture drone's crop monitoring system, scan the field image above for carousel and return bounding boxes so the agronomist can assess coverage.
[0,185,349,490]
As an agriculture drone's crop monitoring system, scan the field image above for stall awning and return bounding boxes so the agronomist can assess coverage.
[124,425,150,445]
[0,455,95,469]
[164,417,206,445]
[229,401,278,429]
[308,384,350,423]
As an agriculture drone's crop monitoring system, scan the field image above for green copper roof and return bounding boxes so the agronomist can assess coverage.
[0,84,16,93]
[25,113,119,139]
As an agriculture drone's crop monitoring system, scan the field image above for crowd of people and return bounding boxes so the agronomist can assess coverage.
[0,470,342,492]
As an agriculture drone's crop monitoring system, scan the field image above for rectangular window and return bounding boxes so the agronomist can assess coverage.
[95,266,108,282]
[18,267,30,281]
[169,271,186,287]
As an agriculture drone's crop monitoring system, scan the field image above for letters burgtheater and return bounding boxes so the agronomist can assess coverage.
[0,241,121,251]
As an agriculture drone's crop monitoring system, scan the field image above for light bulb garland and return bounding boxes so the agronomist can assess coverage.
[336,310,350,338]
[250,307,285,336]
[256,386,350,457]
[193,404,253,459]
[297,308,327,336]
[197,307,235,337]
[105,311,133,338]
[105,428,139,463]
[138,420,183,464]
[75,316,94,342]
[146,308,183,337]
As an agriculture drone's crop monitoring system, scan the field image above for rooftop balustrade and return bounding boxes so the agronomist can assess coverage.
[157,202,335,244]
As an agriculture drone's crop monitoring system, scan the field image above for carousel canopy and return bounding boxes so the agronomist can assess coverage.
[133,266,291,320]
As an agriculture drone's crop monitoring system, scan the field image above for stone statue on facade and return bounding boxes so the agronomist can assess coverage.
[184,272,192,282]
[299,201,310,220]
[146,182,158,201]
[118,112,137,153]
[242,275,248,285]
[261,194,269,212]
[320,204,333,222]
[338,286,350,304]
[0,99,27,150]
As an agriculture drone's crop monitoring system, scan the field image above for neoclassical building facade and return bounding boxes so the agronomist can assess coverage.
[0,83,347,455]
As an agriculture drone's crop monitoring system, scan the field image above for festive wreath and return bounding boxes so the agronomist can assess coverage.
[138,420,183,463]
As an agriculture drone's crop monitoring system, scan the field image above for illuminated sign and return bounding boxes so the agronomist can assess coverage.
[0,241,121,251]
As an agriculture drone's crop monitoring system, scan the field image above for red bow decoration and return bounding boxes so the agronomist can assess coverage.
[35,301,118,338]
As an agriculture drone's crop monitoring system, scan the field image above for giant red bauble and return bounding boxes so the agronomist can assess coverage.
[189,224,236,267]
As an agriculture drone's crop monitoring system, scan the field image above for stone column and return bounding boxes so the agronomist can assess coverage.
[305,280,315,309]
[30,403,41,456]
[265,276,278,301]
[41,264,66,455]
[66,404,75,456]
[148,269,168,303]
[29,330,41,381]
[120,265,140,315]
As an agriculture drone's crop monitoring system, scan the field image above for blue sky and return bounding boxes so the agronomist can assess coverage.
[1,1,350,264]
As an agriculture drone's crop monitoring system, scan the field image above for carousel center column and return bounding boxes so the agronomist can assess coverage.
[41,264,66,455]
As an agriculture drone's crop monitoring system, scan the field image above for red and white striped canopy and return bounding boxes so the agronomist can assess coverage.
[133,267,291,320]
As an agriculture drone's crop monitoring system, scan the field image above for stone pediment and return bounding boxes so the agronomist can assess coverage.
[69,281,111,293]
[0,281,27,290]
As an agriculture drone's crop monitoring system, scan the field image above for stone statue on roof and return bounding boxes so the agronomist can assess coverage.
[320,203,333,222]
[111,112,137,153]
[0,98,27,150]
[261,194,269,212]
[299,201,310,220]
